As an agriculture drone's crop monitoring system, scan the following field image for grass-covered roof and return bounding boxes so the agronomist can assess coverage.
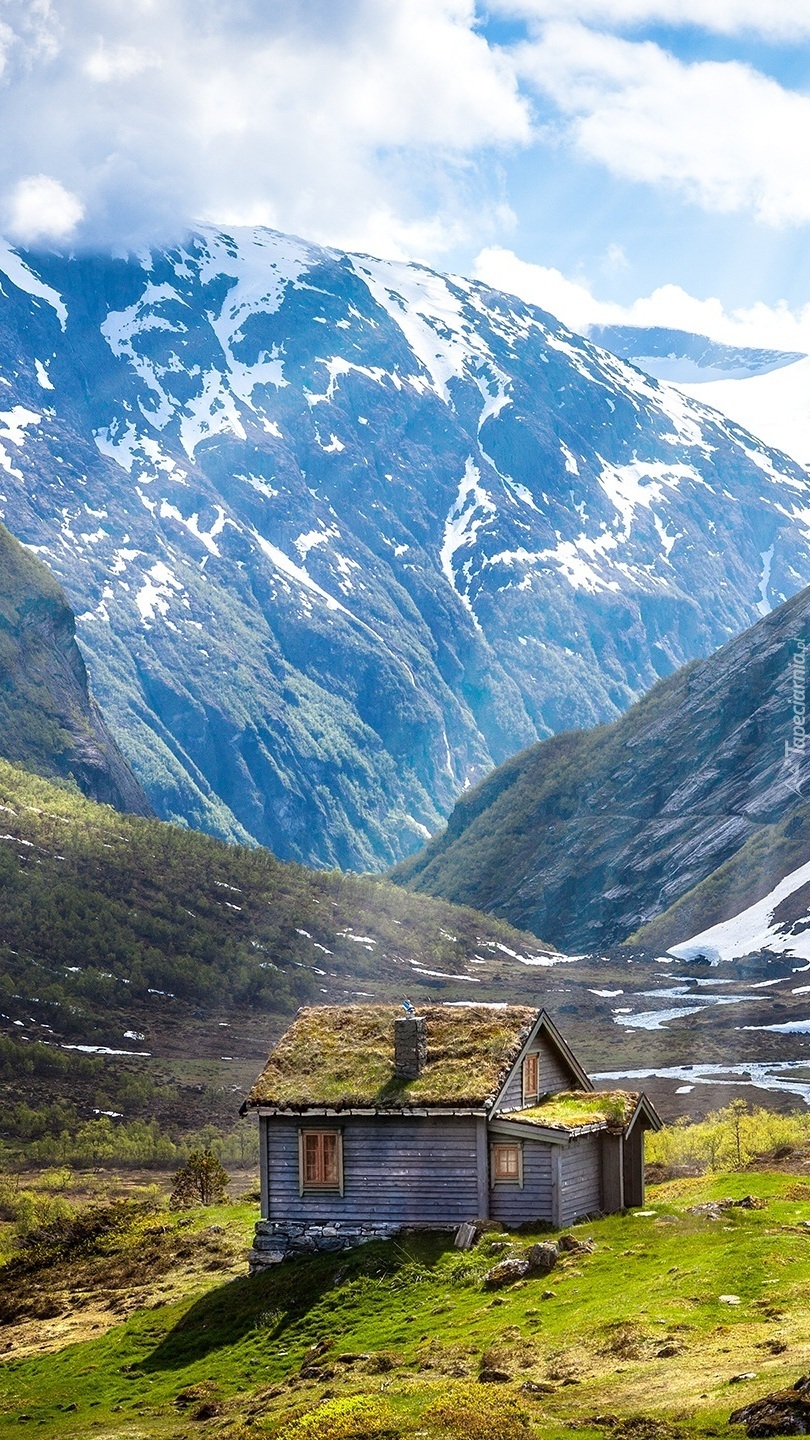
[245,1004,539,1110]
[503,1090,640,1133]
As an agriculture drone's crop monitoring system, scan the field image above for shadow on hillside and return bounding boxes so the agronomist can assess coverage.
[140,1270,300,1371]
[141,1233,449,1373]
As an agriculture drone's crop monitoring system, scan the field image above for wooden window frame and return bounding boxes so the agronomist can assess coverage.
[491,1141,523,1187]
[298,1128,344,1195]
[522,1052,539,1104]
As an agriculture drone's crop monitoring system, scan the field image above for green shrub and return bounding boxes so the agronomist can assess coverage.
[170,1149,229,1208]
[282,1395,400,1439]
[423,1384,532,1438]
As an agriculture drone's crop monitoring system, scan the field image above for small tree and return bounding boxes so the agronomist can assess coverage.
[170,1149,229,1209]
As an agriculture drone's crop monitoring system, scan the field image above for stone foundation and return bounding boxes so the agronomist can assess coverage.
[249,1219,400,1273]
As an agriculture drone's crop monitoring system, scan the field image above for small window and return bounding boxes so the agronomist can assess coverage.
[522,1053,539,1103]
[491,1142,522,1185]
[299,1129,343,1193]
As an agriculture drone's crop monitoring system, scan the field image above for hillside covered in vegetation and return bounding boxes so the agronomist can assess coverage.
[0,758,551,1164]
[3,1164,810,1438]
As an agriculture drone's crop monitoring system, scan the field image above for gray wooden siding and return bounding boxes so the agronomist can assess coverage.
[265,1116,479,1225]
[499,1037,576,1110]
[538,1042,577,1095]
[623,1122,645,1208]
[560,1134,602,1224]
[489,1139,554,1225]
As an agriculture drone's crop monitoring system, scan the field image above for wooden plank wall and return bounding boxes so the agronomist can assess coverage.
[623,1122,645,1208]
[498,1038,573,1110]
[560,1133,602,1223]
[265,1116,480,1225]
[489,1140,554,1225]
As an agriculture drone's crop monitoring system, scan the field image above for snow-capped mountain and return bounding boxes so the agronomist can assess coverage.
[591,322,810,471]
[588,324,804,385]
[2,226,810,869]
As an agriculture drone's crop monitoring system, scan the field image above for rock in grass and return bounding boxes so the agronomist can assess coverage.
[525,1243,558,1274]
[731,1376,810,1435]
[455,1222,478,1251]
[483,1257,530,1288]
[479,1368,512,1383]
[558,1234,595,1254]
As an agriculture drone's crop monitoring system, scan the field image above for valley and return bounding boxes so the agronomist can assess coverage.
[1,231,810,868]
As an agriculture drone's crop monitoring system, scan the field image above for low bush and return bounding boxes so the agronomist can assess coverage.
[282,1394,400,1439]
[423,1384,532,1439]
[647,1100,810,1173]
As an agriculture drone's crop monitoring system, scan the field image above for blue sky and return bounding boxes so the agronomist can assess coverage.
[476,10,810,314]
[5,2,810,348]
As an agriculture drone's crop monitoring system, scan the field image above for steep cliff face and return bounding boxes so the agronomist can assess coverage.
[0,521,151,814]
[2,228,810,866]
[393,586,810,952]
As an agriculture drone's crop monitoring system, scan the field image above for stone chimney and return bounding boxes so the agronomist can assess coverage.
[394,1016,427,1079]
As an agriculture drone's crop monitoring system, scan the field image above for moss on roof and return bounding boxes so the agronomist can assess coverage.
[504,1090,639,1132]
[246,1004,539,1110]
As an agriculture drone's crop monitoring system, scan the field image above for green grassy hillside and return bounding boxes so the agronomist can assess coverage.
[0,758,551,1163]
[2,1168,809,1438]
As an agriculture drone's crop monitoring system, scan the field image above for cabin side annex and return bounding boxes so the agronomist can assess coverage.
[242,1004,661,1269]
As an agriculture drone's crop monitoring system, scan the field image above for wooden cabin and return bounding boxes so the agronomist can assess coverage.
[242,1004,661,1269]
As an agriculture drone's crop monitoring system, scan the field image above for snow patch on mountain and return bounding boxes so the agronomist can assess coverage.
[670,859,810,964]
[0,239,67,329]
[440,459,496,625]
[135,561,185,624]
[0,407,41,446]
[596,458,700,541]
[351,256,511,428]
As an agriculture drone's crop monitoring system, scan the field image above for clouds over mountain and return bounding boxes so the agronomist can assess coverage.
[0,0,529,253]
[4,3,810,261]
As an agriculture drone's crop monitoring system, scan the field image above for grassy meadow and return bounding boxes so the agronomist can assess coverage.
[2,1163,810,1439]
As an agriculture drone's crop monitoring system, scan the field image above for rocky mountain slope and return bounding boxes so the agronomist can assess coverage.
[3,229,810,867]
[0,518,149,812]
[393,584,810,953]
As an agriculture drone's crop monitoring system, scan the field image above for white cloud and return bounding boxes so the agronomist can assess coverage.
[5,175,84,241]
[516,23,810,227]
[490,0,810,39]
[474,245,810,352]
[83,41,159,83]
[0,0,531,253]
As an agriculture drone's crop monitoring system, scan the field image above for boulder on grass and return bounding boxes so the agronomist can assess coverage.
[731,1376,810,1436]
[525,1243,558,1274]
[483,1257,530,1288]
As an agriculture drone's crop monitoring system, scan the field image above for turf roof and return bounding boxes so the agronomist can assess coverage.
[245,1003,540,1110]
[503,1090,641,1133]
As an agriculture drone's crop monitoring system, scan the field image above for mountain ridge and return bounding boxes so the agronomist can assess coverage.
[3,227,810,865]
[393,583,810,952]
